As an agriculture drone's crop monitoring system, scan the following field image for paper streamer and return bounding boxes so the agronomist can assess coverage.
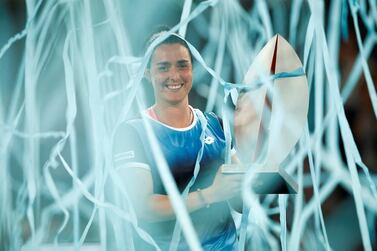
[1,0,376,250]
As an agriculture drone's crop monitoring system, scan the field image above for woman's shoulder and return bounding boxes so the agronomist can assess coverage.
[113,116,145,139]
[193,109,223,130]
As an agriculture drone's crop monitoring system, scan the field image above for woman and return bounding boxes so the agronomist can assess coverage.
[112,30,243,250]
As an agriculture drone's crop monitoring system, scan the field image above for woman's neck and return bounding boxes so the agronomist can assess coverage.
[152,102,193,128]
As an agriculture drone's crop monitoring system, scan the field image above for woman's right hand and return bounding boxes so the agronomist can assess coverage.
[204,165,244,204]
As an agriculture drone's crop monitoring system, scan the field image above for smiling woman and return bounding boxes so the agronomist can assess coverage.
[146,42,193,128]
[111,29,243,250]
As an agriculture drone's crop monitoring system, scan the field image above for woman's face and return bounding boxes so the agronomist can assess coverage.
[148,43,193,105]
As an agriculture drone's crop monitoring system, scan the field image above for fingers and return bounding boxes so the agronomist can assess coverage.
[224,185,241,200]
[211,168,244,201]
[223,174,243,183]
[223,176,243,197]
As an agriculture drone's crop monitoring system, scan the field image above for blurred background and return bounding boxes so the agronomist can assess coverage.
[0,0,376,250]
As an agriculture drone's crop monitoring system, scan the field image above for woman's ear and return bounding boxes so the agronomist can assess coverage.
[144,69,151,82]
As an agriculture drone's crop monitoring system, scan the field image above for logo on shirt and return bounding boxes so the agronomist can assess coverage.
[204,136,215,144]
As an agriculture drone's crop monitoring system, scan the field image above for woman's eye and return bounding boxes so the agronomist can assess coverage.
[177,63,188,69]
[158,66,168,72]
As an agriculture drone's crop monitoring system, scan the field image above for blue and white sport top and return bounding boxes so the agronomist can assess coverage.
[112,107,237,251]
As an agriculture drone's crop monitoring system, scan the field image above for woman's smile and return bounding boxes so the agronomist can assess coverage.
[164,83,184,91]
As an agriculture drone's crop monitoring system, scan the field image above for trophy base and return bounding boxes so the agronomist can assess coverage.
[221,164,297,194]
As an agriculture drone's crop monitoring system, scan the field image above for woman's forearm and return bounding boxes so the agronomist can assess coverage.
[140,188,213,222]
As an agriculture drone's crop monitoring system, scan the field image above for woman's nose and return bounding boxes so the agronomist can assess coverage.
[169,67,180,82]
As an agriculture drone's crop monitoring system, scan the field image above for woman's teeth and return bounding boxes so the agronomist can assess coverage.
[166,84,183,90]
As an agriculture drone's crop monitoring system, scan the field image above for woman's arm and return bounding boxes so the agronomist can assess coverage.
[118,165,243,222]
[117,166,209,222]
